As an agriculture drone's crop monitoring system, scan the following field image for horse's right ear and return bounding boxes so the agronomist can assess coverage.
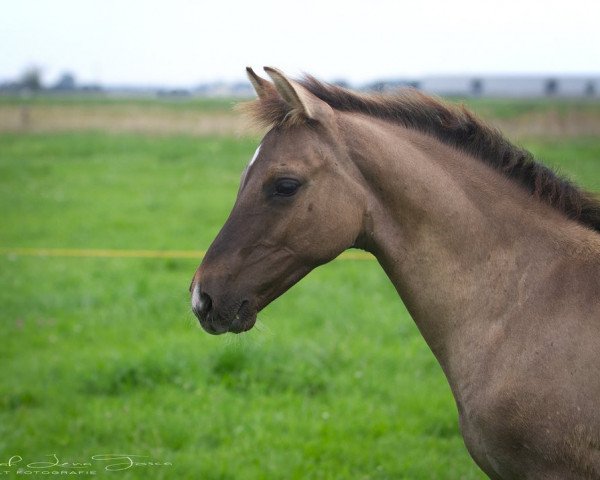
[246,67,273,100]
[263,66,333,125]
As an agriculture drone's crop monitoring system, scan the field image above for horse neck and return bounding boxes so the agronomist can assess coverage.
[340,112,574,381]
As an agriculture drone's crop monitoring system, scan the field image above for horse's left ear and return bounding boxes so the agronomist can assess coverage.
[246,67,275,100]
[264,67,332,123]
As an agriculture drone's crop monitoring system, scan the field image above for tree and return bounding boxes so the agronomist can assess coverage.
[19,66,43,91]
[54,72,76,91]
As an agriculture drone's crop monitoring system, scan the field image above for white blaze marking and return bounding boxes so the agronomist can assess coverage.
[240,143,262,189]
[248,144,261,169]
[191,283,203,312]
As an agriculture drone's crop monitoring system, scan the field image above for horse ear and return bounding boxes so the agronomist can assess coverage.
[263,66,332,123]
[246,67,273,99]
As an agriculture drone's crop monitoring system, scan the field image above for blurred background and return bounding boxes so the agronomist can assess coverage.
[1,1,599,478]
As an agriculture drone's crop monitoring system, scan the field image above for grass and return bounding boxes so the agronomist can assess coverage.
[2,93,600,117]
[1,113,599,479]
[2,94,600,139]
[463,97,600,119]
[0,93,241,112]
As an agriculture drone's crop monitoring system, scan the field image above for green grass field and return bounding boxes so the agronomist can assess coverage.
[1,99,599,479]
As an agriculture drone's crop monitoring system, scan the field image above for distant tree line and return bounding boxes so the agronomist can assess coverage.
[0,66,100,93]
[1,65,598,98]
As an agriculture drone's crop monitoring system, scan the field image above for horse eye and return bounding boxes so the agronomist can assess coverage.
[273,178,301,197]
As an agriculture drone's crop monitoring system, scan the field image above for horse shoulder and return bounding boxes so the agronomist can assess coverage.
[458,350,600,479]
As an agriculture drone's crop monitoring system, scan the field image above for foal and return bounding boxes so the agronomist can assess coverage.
[191,67,600,479]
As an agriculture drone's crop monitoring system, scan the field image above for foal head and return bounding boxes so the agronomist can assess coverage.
[190,68,366,334]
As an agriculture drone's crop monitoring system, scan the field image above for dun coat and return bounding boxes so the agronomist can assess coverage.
[191,67,600,479]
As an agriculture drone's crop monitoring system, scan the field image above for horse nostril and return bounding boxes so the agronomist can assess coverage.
[199,292,212,316]
[191,284,213,320]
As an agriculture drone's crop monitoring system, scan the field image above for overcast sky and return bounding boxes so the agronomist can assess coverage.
[1,0,599,87]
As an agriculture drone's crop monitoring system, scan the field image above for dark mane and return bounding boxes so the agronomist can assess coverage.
[243,76,600,233]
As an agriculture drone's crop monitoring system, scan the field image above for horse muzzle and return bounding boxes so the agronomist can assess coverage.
[191,282,256,334]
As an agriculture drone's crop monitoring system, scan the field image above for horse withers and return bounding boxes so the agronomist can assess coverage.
[190,67,600,479]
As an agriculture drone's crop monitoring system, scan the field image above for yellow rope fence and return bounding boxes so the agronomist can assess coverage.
[0,247,374,261]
